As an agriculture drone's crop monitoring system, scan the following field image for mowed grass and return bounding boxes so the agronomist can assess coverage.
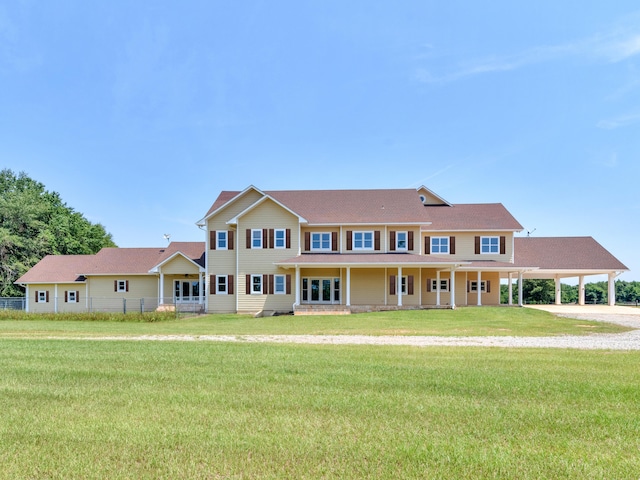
[0,307,630,337]
[0,339,639,479]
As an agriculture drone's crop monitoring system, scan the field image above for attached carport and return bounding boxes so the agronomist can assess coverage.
[511,237,629,306]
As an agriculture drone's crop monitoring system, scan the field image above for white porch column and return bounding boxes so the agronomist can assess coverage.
[450,269,456,309]
[477,271,482,306]
[398,266,403,307]
[295,266,301,306]
[436,270,441,307]
[608,272,616,306]
[508,273,513,306]
[518,272,524,307]
[199,272,204,305]
[159,272,165,304]
[578,275,585,306]
[25,285,30,313]
[54,284,58,313]
[346,267,351,306]
[555,276,562,305]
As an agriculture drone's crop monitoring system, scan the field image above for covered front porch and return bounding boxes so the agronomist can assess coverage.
[150,251,206,312]
[276,254,528,315]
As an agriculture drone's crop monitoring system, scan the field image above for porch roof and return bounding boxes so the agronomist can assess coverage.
[274,253,470,268]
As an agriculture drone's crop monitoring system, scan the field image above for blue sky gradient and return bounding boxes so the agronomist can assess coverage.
[2,1,638,281]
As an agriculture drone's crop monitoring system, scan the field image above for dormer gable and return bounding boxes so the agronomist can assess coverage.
[416,186,451,206]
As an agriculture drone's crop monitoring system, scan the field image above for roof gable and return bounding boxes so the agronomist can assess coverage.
[199,185,264,224]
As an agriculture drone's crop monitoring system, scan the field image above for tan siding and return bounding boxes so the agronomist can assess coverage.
[350,269,386,305]
[423,232,514,262]
[29,284,56,313]
[421,269,455,306]
[235,199,300,313]
[161,256,200,275]
[386,268,420,306]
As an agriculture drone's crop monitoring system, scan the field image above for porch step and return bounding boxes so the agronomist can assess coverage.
[294,305,351,316]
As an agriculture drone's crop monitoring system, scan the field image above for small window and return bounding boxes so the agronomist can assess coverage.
[396,232,408,251]
[251,229,262,249]
[216,275,228,294]
[274,275,286,294]
[470,281,487,292]
[251,274,262,294]
[400,276,407,294]
[354,231,373,250]
[481,236,499,254]
[37,291,47,303]
[217,231,228,250]
[431,237,449,254]
[431,279,450,292]
[274,229,286,249]
[116,280,128,292]
[311,232,331,251]
[67,291,77,303]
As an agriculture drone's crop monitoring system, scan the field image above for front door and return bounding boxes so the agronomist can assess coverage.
[303,278,340,304]
[174,280,200,303]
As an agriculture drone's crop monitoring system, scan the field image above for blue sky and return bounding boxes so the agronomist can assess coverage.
[2,1,639,281]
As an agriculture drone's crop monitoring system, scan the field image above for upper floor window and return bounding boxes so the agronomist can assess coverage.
[431,237,449,254]
[353,231,373,250]
[396,231,408,251]
[481,236,499,254]
[251,229,263,249]
[274,229,286,249]
[217,231,228,250]
[311,232,332,251]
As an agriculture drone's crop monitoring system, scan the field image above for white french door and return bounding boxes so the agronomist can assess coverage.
[174,280,201,303]
[302,278,340,304]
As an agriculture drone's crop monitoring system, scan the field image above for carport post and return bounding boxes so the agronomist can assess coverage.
[555,277,562,305]
[608,272,616,306]
[579,276,585,305]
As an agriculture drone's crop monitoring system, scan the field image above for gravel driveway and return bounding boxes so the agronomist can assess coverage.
[92,305,640,351]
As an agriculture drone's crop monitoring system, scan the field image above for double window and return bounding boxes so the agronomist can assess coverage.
[311,232,332,251]
[431,237,449,254]
[480,236,499,254]
[353,231,373,250]
[430,279,450,292]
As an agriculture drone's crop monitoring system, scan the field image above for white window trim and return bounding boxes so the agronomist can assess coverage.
[470,281,487,292]
[251,229,263,249]
[274,274,286,294]
[311,232,332,252]
[217,231,228,250]
[396,231,408,251]
[216,275,228,295]
[37,291,47,303]
[353,231,374,251]
[431,236,449,254]
[67,291,77,303]
[116,280,127,292]
[251,274,262,294]
[274,229,286,249]
[400,276,407,295]
[480,236,499,254]
[431,279,450,292]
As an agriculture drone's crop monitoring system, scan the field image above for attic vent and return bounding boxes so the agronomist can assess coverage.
[419,195,426,204]
[159,249,165,253]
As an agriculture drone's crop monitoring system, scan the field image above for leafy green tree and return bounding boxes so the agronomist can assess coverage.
[522,279,555,304]
[0,169,116,297]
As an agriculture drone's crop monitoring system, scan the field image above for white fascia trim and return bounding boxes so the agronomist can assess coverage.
[422,228,523,233]
[197,185,267,225]
[226,194,307,225]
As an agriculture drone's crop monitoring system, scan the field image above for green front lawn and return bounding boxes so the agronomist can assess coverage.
[0,307,630,338]
[1,339,639,479]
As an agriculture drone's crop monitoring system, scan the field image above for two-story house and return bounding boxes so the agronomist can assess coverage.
[17,185,628,314]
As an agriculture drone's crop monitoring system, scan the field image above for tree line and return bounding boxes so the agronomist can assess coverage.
[0,169,116,297]
[500,279,640,305]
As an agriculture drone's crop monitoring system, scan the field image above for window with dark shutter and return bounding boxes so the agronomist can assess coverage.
[304,232,310,251]
[346,231,353,251]
[210,275,216,295]
[286,229,291,248]
[408,232,414,251]
[269,229,275,249]
[228,275,234,295]
[246,229,251,249]
[408,275,414,295]
[374,231,381,251]
[228,230,234,250]
[332,232,338,251]
[390,231,396,251]
[286,275,291,294]
[425,236,431,254]
[475,236,481,255]
[246,275,251,295]
[210,231,216,250]
[390,275,396,295]
[450,236,456,255]
[500,236,506,255]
